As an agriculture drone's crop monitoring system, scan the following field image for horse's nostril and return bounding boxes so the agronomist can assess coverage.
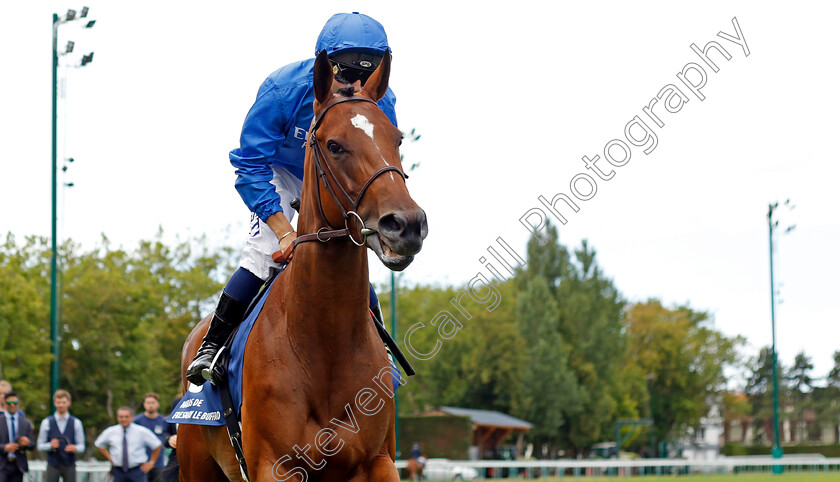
[378,213,403,236]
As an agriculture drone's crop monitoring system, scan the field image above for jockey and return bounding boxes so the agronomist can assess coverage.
[186,12,397,385]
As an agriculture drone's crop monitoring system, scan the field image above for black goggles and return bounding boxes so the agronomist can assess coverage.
[329,52,383,85]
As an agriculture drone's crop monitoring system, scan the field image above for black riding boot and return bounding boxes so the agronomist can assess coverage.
[186,291,249,385]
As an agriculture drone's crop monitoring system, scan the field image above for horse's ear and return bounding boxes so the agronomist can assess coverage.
[362,50,391,102]
[314,50,334,104]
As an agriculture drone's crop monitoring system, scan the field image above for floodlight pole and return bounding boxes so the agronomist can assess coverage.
[767,202,783,471]
[50,8,94,401]
[50,13,60,400]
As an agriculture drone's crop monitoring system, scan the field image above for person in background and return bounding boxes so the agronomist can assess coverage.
[161,394,181,482]
[0,392,35,482]
[37,389,85,482]
[94,407,161,482]
[0,382,11,414]
[133,393,167,482]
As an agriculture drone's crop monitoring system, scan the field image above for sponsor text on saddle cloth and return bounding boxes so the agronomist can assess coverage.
[168,276,401,426]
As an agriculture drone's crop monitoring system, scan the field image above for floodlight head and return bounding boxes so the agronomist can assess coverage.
[65,182,75,188]
[66,9,76,21]
[80,7,89,18]
[67,158,75,163]
[85,20,96,29]
[66,41,75,53]
[81,52,94,66]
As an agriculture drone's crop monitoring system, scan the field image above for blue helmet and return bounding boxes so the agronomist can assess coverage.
[315,13,391,85]
[315,12,391,57]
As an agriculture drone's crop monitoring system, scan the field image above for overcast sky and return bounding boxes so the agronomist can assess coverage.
[2,1,838,380]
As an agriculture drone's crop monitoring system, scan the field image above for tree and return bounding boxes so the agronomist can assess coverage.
[59,234,232,435]
[512,275,581,449]
[0,234,53,418]
[785,351,815,442]
[384,282,527,416]
[745,346,785,445]
[624,300,743,449]
[516,224,627,454]
[0,231,233,453]
[554,240,626,454]
[814,351,840,443]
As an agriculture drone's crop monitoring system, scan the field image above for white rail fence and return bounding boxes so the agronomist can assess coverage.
[20,455,840,480]
[394,455,840,477]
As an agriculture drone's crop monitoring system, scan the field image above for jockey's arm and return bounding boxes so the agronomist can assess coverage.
[266,212,297,252]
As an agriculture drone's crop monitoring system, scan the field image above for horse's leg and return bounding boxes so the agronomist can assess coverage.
[352,453,400,482]
[363,406,400,482]
[205,425,249,482]
[177,424,229,482]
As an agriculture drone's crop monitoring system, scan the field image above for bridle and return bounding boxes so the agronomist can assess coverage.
[293,95,408,248]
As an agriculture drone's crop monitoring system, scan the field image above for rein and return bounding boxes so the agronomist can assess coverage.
[293,95,407,248]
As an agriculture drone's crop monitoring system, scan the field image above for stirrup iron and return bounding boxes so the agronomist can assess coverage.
[202,345,227,385]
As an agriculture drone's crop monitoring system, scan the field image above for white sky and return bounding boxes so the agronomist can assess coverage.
[2,1,838,381]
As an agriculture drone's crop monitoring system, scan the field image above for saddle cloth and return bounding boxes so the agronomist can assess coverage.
[167,277,401,426]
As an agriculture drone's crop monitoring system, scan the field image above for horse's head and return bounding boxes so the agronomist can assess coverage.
[300,50,427,271]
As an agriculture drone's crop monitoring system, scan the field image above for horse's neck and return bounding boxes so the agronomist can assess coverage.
[283,240,371,342]
[280,153,373,346]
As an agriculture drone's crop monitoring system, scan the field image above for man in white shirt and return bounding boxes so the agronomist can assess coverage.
[37,390,86,482]
[94,407,161,482]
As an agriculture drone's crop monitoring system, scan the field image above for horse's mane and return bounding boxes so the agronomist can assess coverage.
[338,85,356,97]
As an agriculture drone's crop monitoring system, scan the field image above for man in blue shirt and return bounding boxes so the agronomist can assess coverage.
[186,12,398,385]
[160,395,181,482]
[36,389,85,482]
[95,407,161,482]
[132,393,167,482]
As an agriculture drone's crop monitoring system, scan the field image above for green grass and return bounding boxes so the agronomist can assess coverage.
[582,475,840,481]
[415,475,840,482]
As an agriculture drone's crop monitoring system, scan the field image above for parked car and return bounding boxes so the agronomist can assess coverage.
[423,458,480,481]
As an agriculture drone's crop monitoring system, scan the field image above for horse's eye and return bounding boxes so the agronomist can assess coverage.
[327,140,344,154]
[398,137,403,147]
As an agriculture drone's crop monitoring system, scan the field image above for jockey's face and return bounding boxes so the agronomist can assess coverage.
[329,51,383,86]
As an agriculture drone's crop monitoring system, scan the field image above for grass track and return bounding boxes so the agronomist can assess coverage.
[418,475,840,482]
[584,475,840,481]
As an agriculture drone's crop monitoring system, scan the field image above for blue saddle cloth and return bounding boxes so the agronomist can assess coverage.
[167,276,400,427]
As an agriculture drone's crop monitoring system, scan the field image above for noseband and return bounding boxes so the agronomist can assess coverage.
[294,96,407,247]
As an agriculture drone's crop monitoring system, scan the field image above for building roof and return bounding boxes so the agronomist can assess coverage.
[437,406,533,430]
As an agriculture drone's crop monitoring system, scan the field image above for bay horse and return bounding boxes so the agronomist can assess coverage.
[406,458,423,482]
[177,49,427,482]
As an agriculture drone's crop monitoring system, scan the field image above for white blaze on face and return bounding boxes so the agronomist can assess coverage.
[350,113,395,180]
[351,114,375,141]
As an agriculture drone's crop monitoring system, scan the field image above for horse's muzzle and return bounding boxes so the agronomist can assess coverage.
[376,208,428,258]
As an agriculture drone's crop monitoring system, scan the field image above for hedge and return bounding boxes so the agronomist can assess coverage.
[399,414,473,459]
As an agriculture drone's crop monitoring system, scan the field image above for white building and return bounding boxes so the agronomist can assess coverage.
[680,401,724,460]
